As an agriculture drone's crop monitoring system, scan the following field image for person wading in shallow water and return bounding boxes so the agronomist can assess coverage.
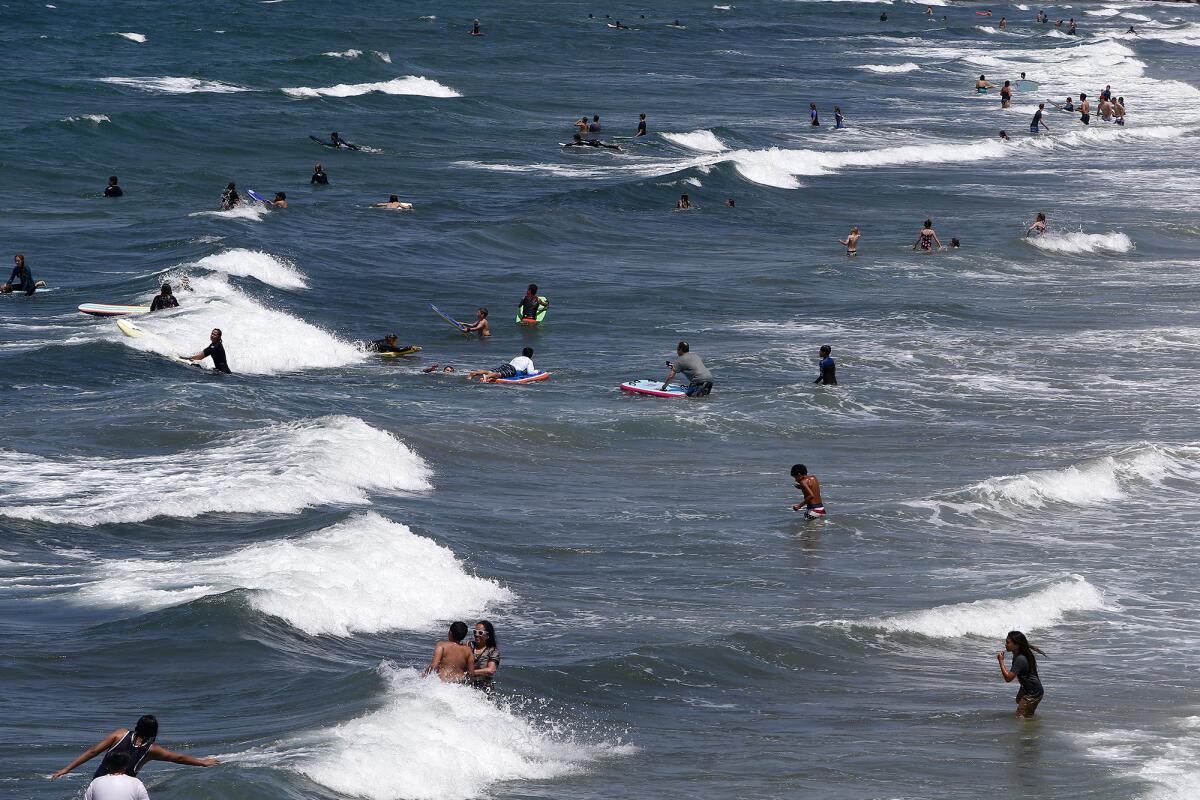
[50,714,219,781]
[997,630,1046,717]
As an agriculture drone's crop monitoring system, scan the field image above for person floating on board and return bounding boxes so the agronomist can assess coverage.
[2,253,46,295]
[468,346,536,383]
[463,307,491,337]
[834,106,845,129]
[311,163,329,185]
[790,464,826,518]
[518,284,548,323]
[220,182,240,210]
[103,175,123,198]
[470,18,482,36]
[372,194,413,209]
[997,631,1046,717]
[564,133,620,150]
[82,752,148,800]
[270,192,288,209]
[1030,103,1049,135]
[976,75,994,94]
[186,328,231,373]
[149,282,178,312]
[840,226,860,256]
[1000,80,1013,109]
[50,714,219,782]
[422,621,474,682]
[676,193,692,210]
[329,131,348,148]
[662,340,713,397]
[913,219,943,251]
[369,333,419,354]
[635,113,647,137]
[814,345,837,385]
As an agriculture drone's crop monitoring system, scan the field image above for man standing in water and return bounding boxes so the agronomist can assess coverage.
[186,328,231,373]
[1030,103,1049,135]
[814,345,837,385]
[790,464,826,519]
[1078,93,1091,125]
[635,113,648,137]
[423,621,474,682]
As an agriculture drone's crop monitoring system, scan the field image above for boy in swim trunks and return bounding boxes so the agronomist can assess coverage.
[1078,93,1090,125]
[790,464,826,519]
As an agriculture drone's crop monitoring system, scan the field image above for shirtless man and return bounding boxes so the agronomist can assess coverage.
[463,307,491,337]
[790,464,827,519]
[1078,93,1091,126]
[423,621,474,682]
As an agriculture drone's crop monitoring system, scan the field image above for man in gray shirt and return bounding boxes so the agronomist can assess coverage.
[662,340,713,397]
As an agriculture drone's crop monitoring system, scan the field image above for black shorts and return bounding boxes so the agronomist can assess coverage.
[685,381,713,397]
[497,364,517,378]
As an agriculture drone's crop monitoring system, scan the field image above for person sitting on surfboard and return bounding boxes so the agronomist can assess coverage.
[2,253,46,296]
[518,284,548,323]
[149,283,178,313]
[220,182,241,210]
[468,347,535,383]
[186,328,231,374]
[564,133,621,150]
[463,307,491,337]
[662,341,713,397]
[790,464,826,518]
[470,18,482,35]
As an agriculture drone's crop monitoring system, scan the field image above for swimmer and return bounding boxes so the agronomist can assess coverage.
[185,328,232,374]
[913,218,943,251]
[789,464,826,518]
[1057,95,1074,112]
[518,283,549,322]
[311,164,329,185]
[1000,80,1012,109]
[463,307,491,337]
[976,74,994,94]
[103,175,123,198]
[879,12,888,21]
[997,631,1046,718]
[421,364,457,374]
[1100,85,1113,102]
[588,114,602,133]
[814,344,837,385]
[83,752,147,800]
[270,191,287,208]
[809,102,820,126]
[635,112,647,137]
[1127,25,1136,35]
[1000,130,1011,140]
[1068,18,1076,35]
[2,253,46,296]
[219,182,240,210]
[372,194,414,209]
[998,16,1007,29]
[1098,95,1113,122]
[725,198,736,207]
[468,346,536,383]
[839,226,860,255]
[676,193,692,210]
[50,715,218,781]
[834,106,845,129]
[422,621,474,682]
[950,237,961,249]
[1030,103,1049,134]
[1113,96,1126,126]
[926,5,934,14]
[574,116,589,133]
[1078,93,1090,125]
[149,282,178,312]
[1026,212,1047,236]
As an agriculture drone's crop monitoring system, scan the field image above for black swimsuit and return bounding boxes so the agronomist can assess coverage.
[94,731,154,778]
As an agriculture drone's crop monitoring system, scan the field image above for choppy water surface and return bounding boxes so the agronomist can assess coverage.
[3,1,1200,798]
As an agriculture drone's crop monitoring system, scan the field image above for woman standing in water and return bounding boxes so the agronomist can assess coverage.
[470,620,501,693]
[913,219,943,251]
[997,630,1046,717]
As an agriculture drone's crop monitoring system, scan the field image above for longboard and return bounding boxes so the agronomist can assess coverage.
[80,302,150,317]
[309,135,361,151]
[115,318,208,369]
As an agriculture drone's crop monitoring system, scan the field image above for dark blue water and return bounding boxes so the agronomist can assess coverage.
[4,1,1200,798]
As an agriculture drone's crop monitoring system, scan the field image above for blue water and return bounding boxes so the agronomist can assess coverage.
[4,1,1200,798]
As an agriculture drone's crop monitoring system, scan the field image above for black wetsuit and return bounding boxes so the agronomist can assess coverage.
[311,171,328,185]
[104,184,123,197]
[203,340,232,373]
[370,338,406,353]
[519,295,542,319]
[7,263,35,296]
[815,356,838,385]
[149,294,178,312]
[220,189,240,210]
[636,120,647,136]
[94,731,154,778]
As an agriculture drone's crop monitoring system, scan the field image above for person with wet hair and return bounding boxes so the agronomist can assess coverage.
[423,621,474,681]
[469,620,501,692]
[51,714,218,781]
[220,182,240,210]
[913,219,942,251]
[149,282,178,312]
[997,630,1047,717]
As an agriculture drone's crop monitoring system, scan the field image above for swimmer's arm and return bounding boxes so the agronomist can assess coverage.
[997,653,1016,681]
[932,233,943,249]
[147,744,219,767]
[50,729,125,779]
[839,238,849,246]
[661,366,677,391]
[423,642,445,677]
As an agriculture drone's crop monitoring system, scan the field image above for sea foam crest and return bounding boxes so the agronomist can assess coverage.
[193,249,308,289]
[74,513,507,636]
[846,577,1107,638]
[295,664,631,800]
[282,76,462,98]
[322,49,363,58]
[0,416,426,525]
[857,62,921,73]
[1025,231,1134,254]
[660,129,728,152]
[115,32,147,42]
[98,76,249,93]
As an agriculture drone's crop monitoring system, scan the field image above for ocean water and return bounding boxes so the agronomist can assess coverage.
[3,1,1200,798]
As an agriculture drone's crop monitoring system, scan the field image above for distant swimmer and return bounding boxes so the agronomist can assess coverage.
[1030,102,1049,134]
[879,12,888,22]
[1000,80,1012,109]
[372,194,414,209]
[421,364,457,373]
[564,133,621,150]
[50,714,219,781]
[999,130,1011,140]
[311,163,328,185]
[575,116,589,133]
[1026,211,1047,236]
[839,226,860,255]
[635,112,647,137]
[369,333,419,354]
[976,75,994,94]
[1100,85,1113,102]
[2,253,46,296]
[468,346,536,382]
[1057,95,1074,112]
[998,16,1007,29]
[220,182,240,210]
[663,340,713,397]
[950,237,961,249]
[423,621,474,682]
[833,106,845,129]
[725,198,736,207]
[518,283,549,322]
[588,114,602,133]
[82,752,148,800]
[1078,93,1090,125]
[270,191,288,208]
[470,18,482,35]
[463,307,491,337]
[185,328,231,373]
[809,103,820,126]
[926,5,934,14]
[1113,96,1126,126]
[1068,18,1077,35]
[913,218,943,251]
[814,345,837,385]
[997,630,1046,718]
[676,193,692,210]
[103,175,123,198]
[149,282,178,312]
[789,464,826,518]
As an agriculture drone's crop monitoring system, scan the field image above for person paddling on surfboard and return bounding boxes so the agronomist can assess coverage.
[662,341,713,397]
[790,464,826,518]
[462,307,491,337]
[372,194,413,210]
[468,347,536,383]
[149,282,178,312]
[50,714,219,781]
[185,328,231,373]
[518,284,549,324]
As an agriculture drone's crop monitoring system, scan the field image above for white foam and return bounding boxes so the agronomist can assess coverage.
[1025,231,1134,254]
[193,249,307,289]
[294,664,630,800]
[660,129,728,152]
[322,48,362,58]
[0,417,427,525]
[1086,7,1122,17]
[61,114,110,124]
[189,204,270,222]
[74,514,508,636]
[373,50,392,63]
[115,32,147,43]
[98,76,250,94]
[1122,13,1151,23]
[857,62,921,73]
[848,577,1107,638]
[282,76,461,99]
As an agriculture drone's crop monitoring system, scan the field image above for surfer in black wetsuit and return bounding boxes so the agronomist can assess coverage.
[471,18,482,35]
[518,284,548,322]
[220,182,240,210]
[149,282,178,312]
[50,714,219,781]
[636,113,647,137]
[104,175,123,197]
[369,333,419,354]
[564,133,621,150]
[186,328,232,373]
[311,163,328,184]
[2,253,45,295]
[814,345,837,385]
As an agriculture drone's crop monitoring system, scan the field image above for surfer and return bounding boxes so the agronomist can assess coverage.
[82,752,147,800]
[834,106,845,129]
[219,182,240,210]
[50,715,218,781]
[976,75,994,94]
[423,622,475,682]
[1078,93,1090,126]
[635,113,647,137]
[518,284,548,322]
[470,18,482,35]
[564,133,620,150]
[997,631,1046,718]
[611,20,629,29]
[463,307,491,337]
[879,12,887,22]
[676,194,692,210]
[469,620,501,693]
[1127,25,1137,35]
[149,283,178,312]
[369,333,417,354]
[311,164,328,185]
[809,103,820,126]
[913,219,943,251]
[468,346,536,383]
[372,195,413,209]
[789,464,826,518]
[662,341,713,397]
[103,175,123,198]
[271,191,288,208]
[1030,103,1049,134]
[186,328,231,374]
[329,131,349,148]
[839,226,860,256]
[2,253,45,296]
[1026,212,1047,236]
[814,345,837,385]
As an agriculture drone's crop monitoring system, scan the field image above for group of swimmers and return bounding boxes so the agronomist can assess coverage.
[975,74,1128,134]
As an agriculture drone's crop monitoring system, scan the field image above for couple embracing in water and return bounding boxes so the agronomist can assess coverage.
[423,620,501,691]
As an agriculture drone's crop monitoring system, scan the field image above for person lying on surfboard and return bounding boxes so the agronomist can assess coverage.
[368,333,419,354]
[372,195,413,210]
[468,347,536,383]
[463,307,491,337]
